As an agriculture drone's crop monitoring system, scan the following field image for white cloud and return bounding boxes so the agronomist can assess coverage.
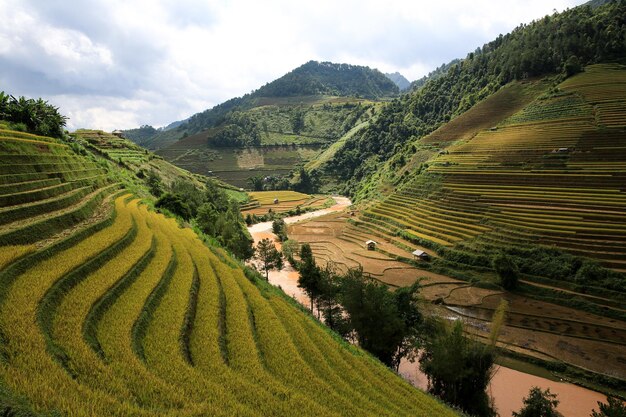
[0,0,585,131]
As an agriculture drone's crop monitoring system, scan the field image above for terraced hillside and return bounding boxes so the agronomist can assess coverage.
[157,97,378,188]
[241,190,331,216]
[0,128,456,416]
[359,64,626,275]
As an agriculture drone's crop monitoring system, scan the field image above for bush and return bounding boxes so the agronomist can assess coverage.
[492,253,519,290]
[156,193,192,220]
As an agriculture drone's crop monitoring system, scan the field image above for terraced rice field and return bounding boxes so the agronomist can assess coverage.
[289,211,626,380]
[241,190,331,216]
[362,64,626,273]
[0,128,455,416]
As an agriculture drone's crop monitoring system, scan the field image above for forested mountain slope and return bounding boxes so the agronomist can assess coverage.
[326,1,626,199]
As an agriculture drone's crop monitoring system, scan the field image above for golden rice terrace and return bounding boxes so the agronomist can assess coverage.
[361,64,626,273]
[0,129,455,415]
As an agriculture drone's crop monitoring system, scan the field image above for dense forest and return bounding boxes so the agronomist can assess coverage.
[255,61,399,98]
[120,124,159,145]
[327,1,626,198]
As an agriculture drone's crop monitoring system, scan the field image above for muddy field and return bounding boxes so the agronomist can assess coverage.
[288,211,626,380]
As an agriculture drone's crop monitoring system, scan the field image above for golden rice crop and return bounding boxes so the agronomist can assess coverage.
[140,218,251,416]
[0,244,35,270]
[0,195,155,416]
[50,201,153,404]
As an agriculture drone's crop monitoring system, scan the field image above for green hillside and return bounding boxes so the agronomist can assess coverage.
[125,61,397,150]
[0,126,456,416]
[351,63,626,310]
[326,1,625,199]
[156,96,381,188]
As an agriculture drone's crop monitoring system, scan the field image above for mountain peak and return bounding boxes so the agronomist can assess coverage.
[254,60,399,99]
[384,72,411,91]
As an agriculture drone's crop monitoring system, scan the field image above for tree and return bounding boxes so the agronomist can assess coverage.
[291,108,305,134]
[591,397,626,417]
[281,239,299,260]
[493,253,519,290]
[156,193,192,220]
[297,243,322,312]
[564,55,582,77]
[247,175,264,191]
[0,92,68,138]
[146,170,163,197]
[340,267,422,370]
[196,203,219,236]
[420,320,497,417]
[256,238,283,280]
[513,387,562,417]
[317,263,350,336]
[272,218,288,241]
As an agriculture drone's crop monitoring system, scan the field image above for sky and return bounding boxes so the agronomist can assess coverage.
[0,0,586,131]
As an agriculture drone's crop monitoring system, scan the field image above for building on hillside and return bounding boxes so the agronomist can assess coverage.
[412,249,431,261]
[112,129,125,138]
[365,240,377,250]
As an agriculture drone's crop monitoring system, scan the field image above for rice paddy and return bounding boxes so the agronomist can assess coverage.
[0,127,456,415]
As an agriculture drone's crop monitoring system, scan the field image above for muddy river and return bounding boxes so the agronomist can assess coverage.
[247,196,609,417]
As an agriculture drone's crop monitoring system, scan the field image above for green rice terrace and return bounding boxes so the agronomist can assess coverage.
[291,64,626,386]
[0,127,456,416]
[362,64,626,272]
[156,97,380,187]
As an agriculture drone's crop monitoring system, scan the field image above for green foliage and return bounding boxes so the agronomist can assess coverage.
[155,193,192,220]
[420,320,496,417]
[512,387,562,417]
[291,108,305,134]
[255,61,399,99]
[211,112,261,147]
[120,125,159,146]
[281,239,299,260]
[146,170,163,197]
[0,91,68,138]
[272,218,288,242]
[255,238,283,280]
[328,1,626,197]
[492,253,519,290]
[591,397,626,417]
[564,55,583,77]
[248,175,264,191]
[297,243,322,312]
[195,183,253,260]
[293,167,320,194]
[340,267,422,369]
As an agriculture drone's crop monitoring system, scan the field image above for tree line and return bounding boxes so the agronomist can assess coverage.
[149,173,254,260]
[0,91,68,138]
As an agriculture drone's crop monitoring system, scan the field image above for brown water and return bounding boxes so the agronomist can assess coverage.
[399,358,608,417]
[248,197,610,417]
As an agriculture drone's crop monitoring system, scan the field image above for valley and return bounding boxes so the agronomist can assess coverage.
[1,1,625,416]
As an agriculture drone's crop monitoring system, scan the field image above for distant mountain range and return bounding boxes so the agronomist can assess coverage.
[384,72,411,90]
[123,61,398,149]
